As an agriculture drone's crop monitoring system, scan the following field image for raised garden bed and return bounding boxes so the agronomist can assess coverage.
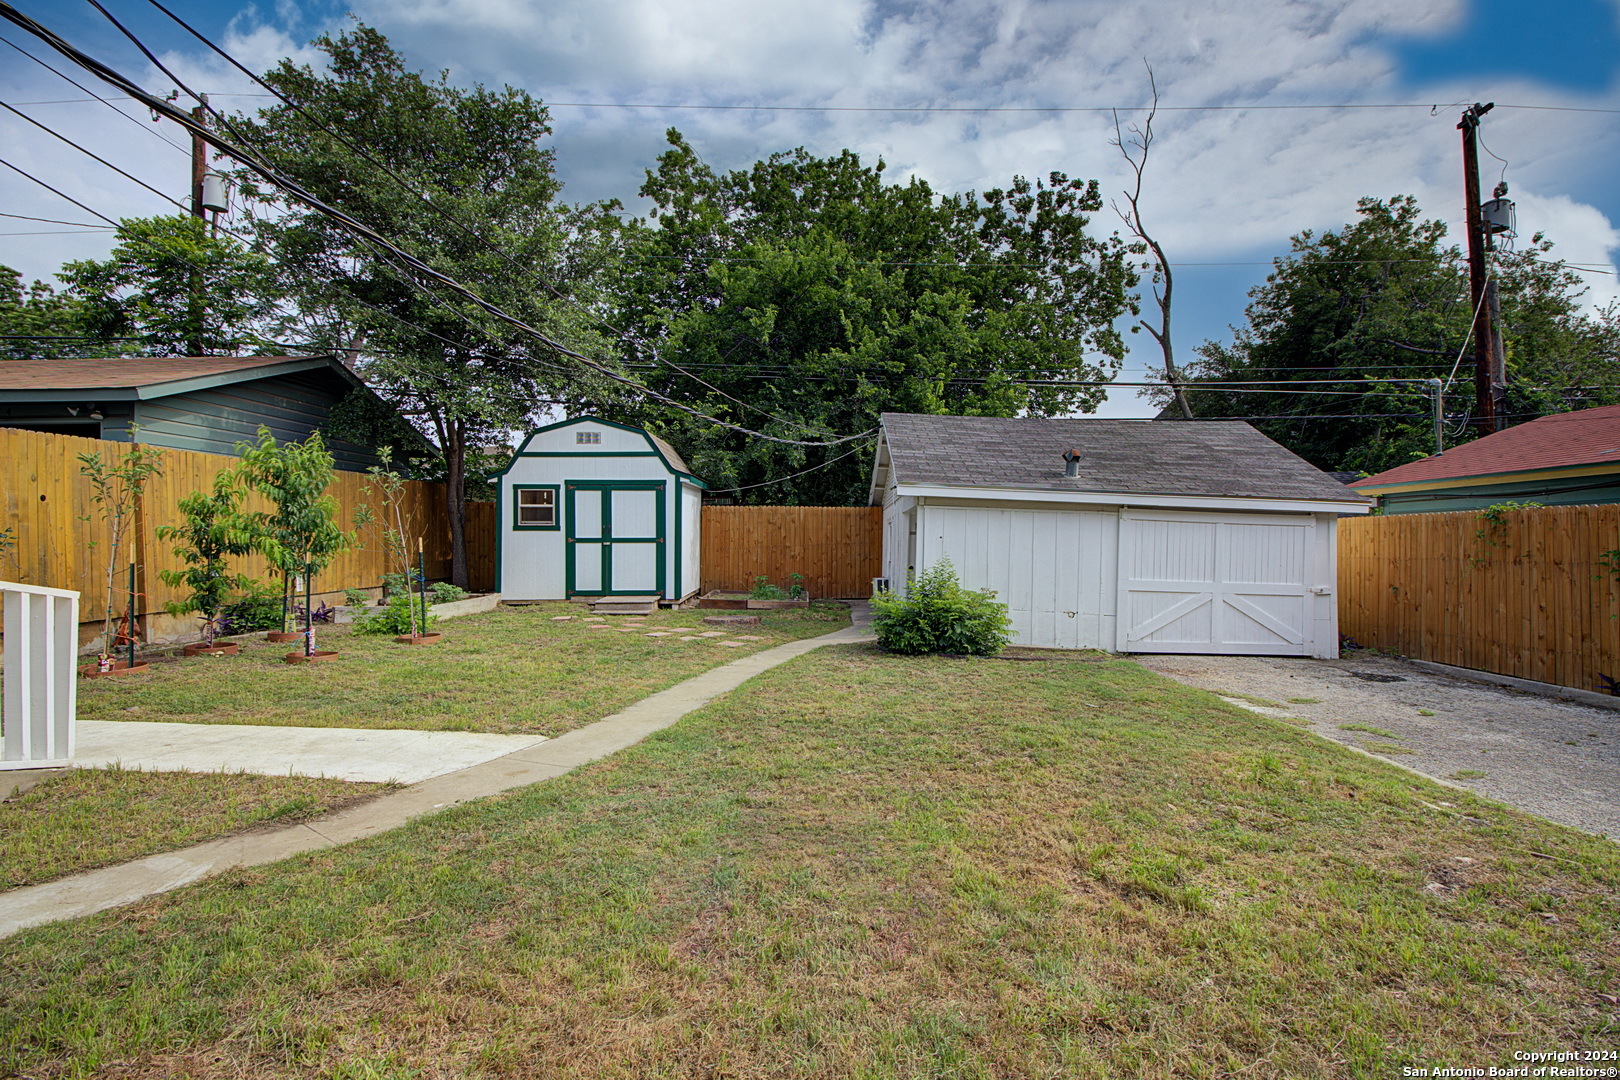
[698,590,811,611]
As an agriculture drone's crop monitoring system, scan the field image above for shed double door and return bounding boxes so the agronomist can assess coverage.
[566,482,665,596]
[1116,510,1319,656]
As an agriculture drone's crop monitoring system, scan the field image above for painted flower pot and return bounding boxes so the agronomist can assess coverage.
[266,631,302,643]
[80,660,151,678]
[182,642,239,657]
[284,650,340,665]
[395,633,443,645]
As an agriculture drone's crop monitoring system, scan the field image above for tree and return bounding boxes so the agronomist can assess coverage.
[1178,196,1620,474]
[0,265,101,360]
[236,427,362,634]
[233,23,622,587]
[58,215,283,356]
[1111,64,1192,419]
[156,468,262,647]
[615,131,1138,504]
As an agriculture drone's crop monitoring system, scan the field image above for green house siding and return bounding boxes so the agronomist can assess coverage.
[131,372,384,471]
[1371,469,1620,514]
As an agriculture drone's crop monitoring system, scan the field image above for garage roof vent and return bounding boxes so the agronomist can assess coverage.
[1062,448,1081,477]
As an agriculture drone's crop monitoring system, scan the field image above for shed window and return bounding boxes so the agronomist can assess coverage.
[513,485,559,530]
[575,431,601,445]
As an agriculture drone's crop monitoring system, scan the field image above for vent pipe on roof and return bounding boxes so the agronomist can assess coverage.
[1062,448,1081,478]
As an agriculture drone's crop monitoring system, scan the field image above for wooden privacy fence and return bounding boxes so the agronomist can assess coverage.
[1339,505,1620,694]
[701,506,882,598]
[0,427,495,635]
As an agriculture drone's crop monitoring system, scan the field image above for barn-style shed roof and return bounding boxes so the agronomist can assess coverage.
[872,413,1367,506]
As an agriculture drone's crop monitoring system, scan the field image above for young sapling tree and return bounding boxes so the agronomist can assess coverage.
[77,440,164,662]
[155,467,262,648]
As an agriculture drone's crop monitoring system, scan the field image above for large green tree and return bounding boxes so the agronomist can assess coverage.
[616,131,1138,504]
[234,23,622,586]
[0,265,94,360]
[1181,196,1620,474]
[58,215,284,356]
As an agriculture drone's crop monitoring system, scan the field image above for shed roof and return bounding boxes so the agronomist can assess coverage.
[1353,404,1620,491]
[0,355,353,400]
[878,413,1366,504]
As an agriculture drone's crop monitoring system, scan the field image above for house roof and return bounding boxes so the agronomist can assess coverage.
[645,431,690,475]
[0,355,356,401]
[877,412,1367,504]
[1353,405,1620,492]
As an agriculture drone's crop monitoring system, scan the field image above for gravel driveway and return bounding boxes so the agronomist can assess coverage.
[1134,651,1620,840]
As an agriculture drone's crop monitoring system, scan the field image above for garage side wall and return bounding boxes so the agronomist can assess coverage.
[916,501,1119,649]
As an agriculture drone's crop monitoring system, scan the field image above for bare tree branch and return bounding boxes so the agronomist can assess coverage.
[1111,61,1192,419]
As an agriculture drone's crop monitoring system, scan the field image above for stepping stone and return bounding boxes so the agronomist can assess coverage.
[587,624,613,631]
[551,616,576,621]
[703,614,761,627]
[614,628,639,633]
[718,640,746,648]
[678,635,701,641]
[584,617,607,623]
[733,635,764,641]
[697,631,728,638]
[645,632,672,638]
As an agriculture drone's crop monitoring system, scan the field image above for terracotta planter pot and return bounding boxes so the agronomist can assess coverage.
[182,642,239,658]
[395,633,443,645]
[266,631,302,643]
[80,660,151,678]
[284,649,339,665]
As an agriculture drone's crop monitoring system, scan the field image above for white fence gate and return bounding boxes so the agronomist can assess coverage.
[1,581,79,770]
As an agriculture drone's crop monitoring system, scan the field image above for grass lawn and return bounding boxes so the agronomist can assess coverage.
[77,602,849,736]
[2,646,1616,1078]
[0,768,388,889]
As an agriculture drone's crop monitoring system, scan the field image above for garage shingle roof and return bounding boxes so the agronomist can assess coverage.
[880,413,1366,503]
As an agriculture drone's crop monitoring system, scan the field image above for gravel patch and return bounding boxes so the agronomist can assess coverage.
[1134,651,1620,840]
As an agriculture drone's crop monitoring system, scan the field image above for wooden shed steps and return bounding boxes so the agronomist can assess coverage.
[587,596,658,616]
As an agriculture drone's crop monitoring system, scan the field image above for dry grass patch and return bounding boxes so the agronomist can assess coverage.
[1,647,1616,1079]
[75,602,849,736]
[0,767,387,888]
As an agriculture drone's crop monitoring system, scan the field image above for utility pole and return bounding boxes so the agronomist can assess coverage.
[1429,378,1445,455]
[1459,102,1503,436]
[188,94,208,219]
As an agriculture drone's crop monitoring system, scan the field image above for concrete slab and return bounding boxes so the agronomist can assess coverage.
[72,720,549,785]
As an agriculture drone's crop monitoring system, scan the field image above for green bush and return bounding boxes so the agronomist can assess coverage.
[429,581,468,604]
[871,560,1013,657]
[749,575,786,600]
[342,587,370,607]
[352,594,437,636]
[218,580,285,634]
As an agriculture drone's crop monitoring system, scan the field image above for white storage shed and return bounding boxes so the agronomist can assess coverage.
[869,413,1371,657]
[495,416,706,602]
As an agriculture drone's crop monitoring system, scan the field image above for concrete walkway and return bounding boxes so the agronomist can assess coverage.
[0,606,874,939]
[73,720,549,785]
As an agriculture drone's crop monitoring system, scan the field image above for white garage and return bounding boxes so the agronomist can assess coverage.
[494,416,705,603]
[869,413,1370,657]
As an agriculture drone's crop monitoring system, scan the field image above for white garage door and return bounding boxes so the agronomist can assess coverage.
[1117,510,1321,656]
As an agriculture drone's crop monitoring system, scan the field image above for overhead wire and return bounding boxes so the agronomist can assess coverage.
[0,33,190,154]
[4,0,869,447]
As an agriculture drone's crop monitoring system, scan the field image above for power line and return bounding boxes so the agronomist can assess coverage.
[0,210,112,227]
[0,34,190,155]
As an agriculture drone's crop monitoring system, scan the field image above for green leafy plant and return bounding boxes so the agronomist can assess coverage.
[352,594,437,637]
[78,439,165,657]
[156,469,262,647]
[787,572,807,600]
[357,447,424,635]
[871,559,1013,657]
[1471,501,1542,567]
[218,580,286,634]
[342,587,370,607]
[236,427,367,634]
[749,575,787,600]
[429,581,468,605]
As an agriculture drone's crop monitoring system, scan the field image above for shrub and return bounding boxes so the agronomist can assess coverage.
[218,580,286,634]
[342,587,370,607]
[352,594,437,636]
[429,581,468,604]
[871,560,1013,657]
[749,575,786,600]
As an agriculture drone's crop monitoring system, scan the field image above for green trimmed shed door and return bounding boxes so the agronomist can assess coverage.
[566,482,665,596]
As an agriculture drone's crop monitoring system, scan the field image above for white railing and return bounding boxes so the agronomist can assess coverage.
[1,581,79,770]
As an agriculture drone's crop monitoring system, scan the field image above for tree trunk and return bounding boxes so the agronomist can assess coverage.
[444,424,469,590]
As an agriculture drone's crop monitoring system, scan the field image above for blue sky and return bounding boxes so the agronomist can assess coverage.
[3,0,1617,420]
